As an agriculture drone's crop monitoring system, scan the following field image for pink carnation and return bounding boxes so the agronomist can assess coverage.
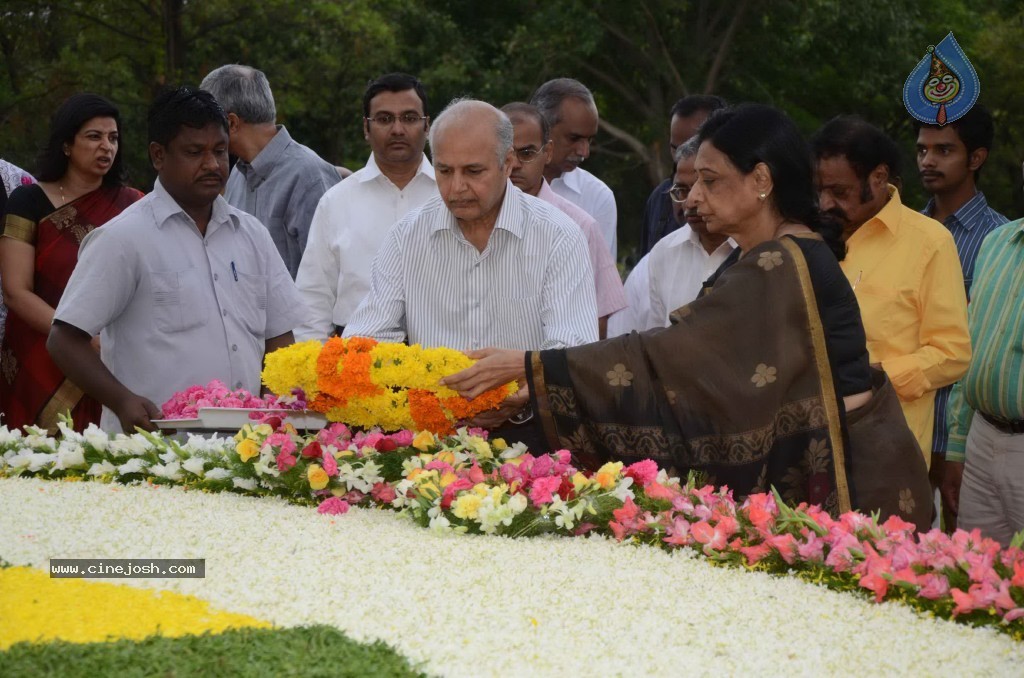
[371,482,398,504]
[528,475,562,507]
[317,497,350,515]
[390,430,414,446]
[624,459,659,487]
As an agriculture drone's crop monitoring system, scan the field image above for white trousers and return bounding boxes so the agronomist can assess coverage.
[957,413,1024,546]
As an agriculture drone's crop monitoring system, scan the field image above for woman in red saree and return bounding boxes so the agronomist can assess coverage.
[0,94,143,432]
[444,105,931,528]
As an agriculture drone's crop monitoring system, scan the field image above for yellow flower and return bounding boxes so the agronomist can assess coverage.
[440,471,458,488]
[437,450,456,465]
[492,437,508,450]
[469,436,493,459]
[594,461,624,489]
[261,339,322,398]
[307,464,329,490]
[452,493,483,520]
[236,438,260,463]
[571,472,591,492]
[253,423,273,437]
[418,482,440,499]
[413,430,435,451]
[234,424,252,442]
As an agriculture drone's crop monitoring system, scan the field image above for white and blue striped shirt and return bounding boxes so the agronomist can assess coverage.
[344,181,599,350]
[923,190,1009,454]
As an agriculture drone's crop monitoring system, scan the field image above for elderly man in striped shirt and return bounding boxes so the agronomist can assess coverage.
[344,98,598,436]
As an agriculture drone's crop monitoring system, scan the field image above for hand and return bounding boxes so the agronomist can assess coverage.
[940,460,965,518]
[464,386,529,429]
[114,393,161,433]
[90,335,101,353]
[441,348,527,399]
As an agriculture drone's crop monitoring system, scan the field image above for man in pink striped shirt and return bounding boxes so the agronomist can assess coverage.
[502,102,626,338]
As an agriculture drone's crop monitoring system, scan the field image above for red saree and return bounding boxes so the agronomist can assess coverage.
[0,184,142,431]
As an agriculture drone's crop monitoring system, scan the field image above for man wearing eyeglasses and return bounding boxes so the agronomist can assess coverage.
[607,138,734,335]
[639,95,727,257]
[501,102,625,338]
[200,65,341,279]
[294,73,437,341]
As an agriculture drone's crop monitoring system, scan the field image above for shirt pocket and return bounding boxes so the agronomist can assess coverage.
[855,281,918,345]
[151,269,208,334]
[233,270,269,339]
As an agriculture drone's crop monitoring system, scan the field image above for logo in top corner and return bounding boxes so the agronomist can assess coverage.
[903,32,979,126]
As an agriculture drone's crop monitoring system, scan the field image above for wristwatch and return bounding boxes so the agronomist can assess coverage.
[509,404,534,425]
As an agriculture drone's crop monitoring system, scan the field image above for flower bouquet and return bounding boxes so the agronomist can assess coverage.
[261,337,517,434]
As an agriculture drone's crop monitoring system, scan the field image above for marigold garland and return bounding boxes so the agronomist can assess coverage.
[263,337,516,433]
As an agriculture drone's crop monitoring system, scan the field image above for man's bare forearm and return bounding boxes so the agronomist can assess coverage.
[47,321,136,411]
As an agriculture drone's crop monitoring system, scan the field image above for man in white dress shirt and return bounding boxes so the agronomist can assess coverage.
[608,138,735,335]
[344,99,598,430]
[530,78,618,259]
[501,102,626,338]
[294,73,436,340]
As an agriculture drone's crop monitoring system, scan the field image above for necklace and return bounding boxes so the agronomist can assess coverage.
[59,184,66,206]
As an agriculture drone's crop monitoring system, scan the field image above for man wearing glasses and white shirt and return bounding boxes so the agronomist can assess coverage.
[294,73,437,340]
[608,138,735,335]
[501,102,626,338]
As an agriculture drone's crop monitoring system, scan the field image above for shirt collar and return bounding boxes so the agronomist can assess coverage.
[151,178,238,232]
[866,184,904,235]
[923,191,990,232]
[432,180,524,239]
[237,125,291,187]
[537,179,556,202]
[360,152,435,184]
[554,167,583,194]
[681,223,737,252]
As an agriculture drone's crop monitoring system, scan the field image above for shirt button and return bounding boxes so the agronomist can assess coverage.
[222,309,228,317]
[214,273,219,281]
[231,344,238,351]
[474,301,481,308]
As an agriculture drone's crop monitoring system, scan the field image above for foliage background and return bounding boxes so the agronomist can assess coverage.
[2,0,1022,262]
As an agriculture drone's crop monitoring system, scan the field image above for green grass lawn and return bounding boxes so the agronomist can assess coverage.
[0,625,429,678]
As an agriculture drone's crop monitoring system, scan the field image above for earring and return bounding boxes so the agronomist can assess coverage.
[758,192,767,200]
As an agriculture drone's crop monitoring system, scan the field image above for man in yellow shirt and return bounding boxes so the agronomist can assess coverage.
[811,116,970,462]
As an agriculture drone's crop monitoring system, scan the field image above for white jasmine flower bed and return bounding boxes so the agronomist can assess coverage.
[2,477,1021,676]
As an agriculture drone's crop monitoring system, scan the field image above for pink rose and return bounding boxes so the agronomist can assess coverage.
[371,482,398,504]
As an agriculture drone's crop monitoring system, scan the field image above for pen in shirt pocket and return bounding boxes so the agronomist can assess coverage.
[230,261,239,282]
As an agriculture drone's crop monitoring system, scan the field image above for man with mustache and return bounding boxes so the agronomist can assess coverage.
[500,102,625,338]
[344,99,597,435]
[811,116,970,464]
[294,73,436,341]
[639,95,726,257]
[200,64,341,279]
[48,87,305,433]
[531,78,617,259]
[916,103,1008,527]
[607,137,735,335]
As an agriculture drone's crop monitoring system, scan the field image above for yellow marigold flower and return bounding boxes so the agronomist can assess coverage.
[261,339,321,397]
[307,464,329,490]
[452,493,483,520]
[236,438,260,463]
[412,430,435,451]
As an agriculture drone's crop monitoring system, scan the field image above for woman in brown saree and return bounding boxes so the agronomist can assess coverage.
[445,105,930,528]
[0,94,143,431]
